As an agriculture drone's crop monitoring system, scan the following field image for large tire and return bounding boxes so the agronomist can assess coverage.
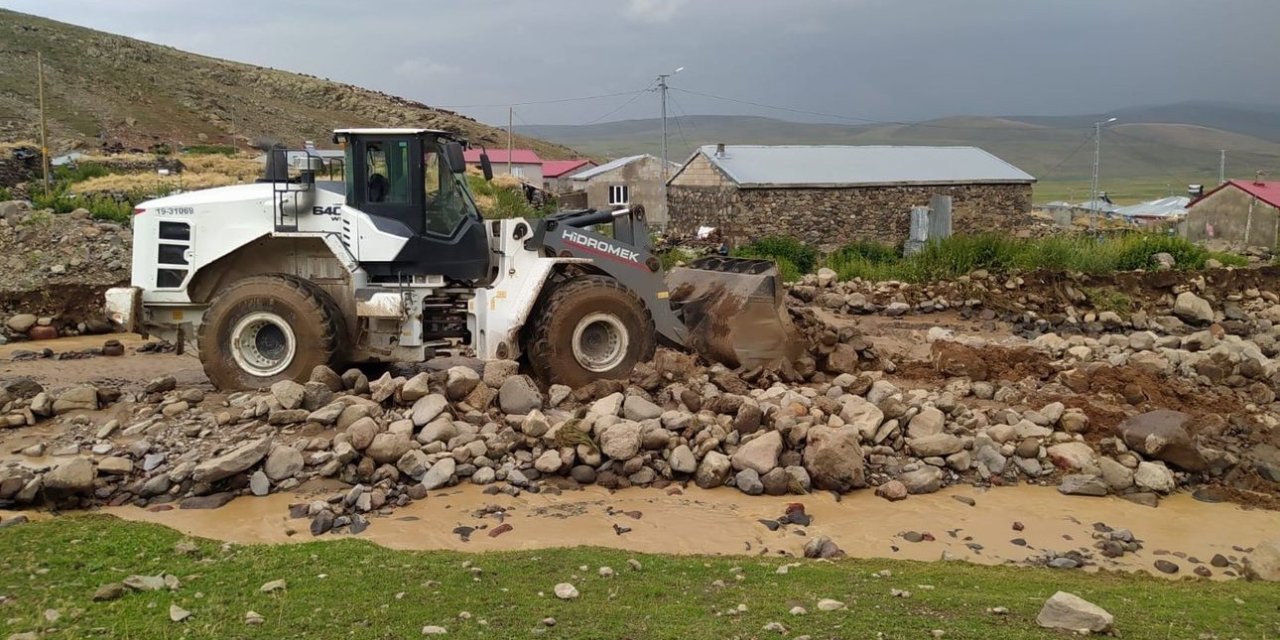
[525,275,656,388]
[198,274,342,390]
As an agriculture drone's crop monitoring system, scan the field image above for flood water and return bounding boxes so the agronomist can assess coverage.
[73,484,1277,579]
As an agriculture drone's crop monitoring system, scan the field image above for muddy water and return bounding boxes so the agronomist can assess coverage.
[95,484,1279,579]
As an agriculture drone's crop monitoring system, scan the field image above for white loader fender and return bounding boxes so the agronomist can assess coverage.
[104,287,141,332]
[468,256,589,360]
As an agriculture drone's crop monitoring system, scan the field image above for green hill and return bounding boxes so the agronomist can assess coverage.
[0,9,574,158]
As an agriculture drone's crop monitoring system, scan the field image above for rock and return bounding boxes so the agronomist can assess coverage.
[180,492,236,509]
[875,480,908,501]
[260,579,287,593]
[92,583,125,601]
[245,611,265,625]
[409,393,448,427]
[1036,591,1113,633]
[534,450,562,474]
[1098,457,1135,491]
[421,625,447,635]
[192,437,272,484]
[1245,539,1280,581]
[669,444,697,474]
[1057,474,1108,496]
[310,365,345,392]
[401,373,432,403]
[98,456,132,475]
[264,446,304,481]
[5,314,36,333]
[443,366,481,401]
[346,417,379,451]
[498,375,543,414]
[169,603,192,623]
[521,410,550,438]
[1114,410,1208,472]
[907,407,945,438]
[368,372,400,403]
[599,421,643,460]
[838,395,884,439]
[622,395,662,421]
[52,386,99,414]
[270,380,306,410]
[1047,442,1098,472]
[554,583,579,600]
[731,430,783,474]
[695,451,732,489]
[249,471,270,496]
[816,598,845,611]
[1133,461,1176,493]
[803,426,866,492]
[802,536,844,559]
[422,458,456,491]
[482,359,519,388]
[569,465,596,484]
[397,450,430,480]
[366,433,412,464]
[310,510,335,535]
[900,466,944,494]
[1173,291,1214,326]
[124,575,166,591]
[909,433,963,457]
[735,468,764,495]
[43,457,95,494]
[1154,559,1179,574]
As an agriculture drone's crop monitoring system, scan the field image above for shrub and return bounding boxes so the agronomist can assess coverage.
[732,236,818,274]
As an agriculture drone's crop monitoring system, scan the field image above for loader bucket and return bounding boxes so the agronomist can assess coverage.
[666,256,804,370]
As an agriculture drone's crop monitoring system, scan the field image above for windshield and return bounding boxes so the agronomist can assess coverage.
[424,142,480,235]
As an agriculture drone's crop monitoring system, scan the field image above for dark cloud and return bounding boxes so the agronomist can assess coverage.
[5,0,1278,125]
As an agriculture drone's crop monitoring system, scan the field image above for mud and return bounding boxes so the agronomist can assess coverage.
[0,333,207,392]
[80,484,1279,580]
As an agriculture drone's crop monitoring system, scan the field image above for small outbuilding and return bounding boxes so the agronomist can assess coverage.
[541,159,596,194]
[1184,179,1280,248]
[568,154,679,226]
[666,144,1036,248]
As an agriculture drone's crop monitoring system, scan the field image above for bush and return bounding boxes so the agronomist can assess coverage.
[52,163,110,184]
[732,236,818,274]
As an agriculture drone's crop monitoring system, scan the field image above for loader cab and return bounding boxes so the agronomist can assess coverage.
[334,129,491,282]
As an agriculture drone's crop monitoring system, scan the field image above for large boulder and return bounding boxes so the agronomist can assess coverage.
[837,396,884,440]
[1245,538,1280,582]
[411,394,449,427]
[1115,410,1207,472]
[1036,591,1113,633]
[43,457,96,494]
[908,433,963,457]
[803,426,866,492]
[906,407,944,438]
[366,433,413,465]
[445,366,481,401]
[498,376,543,415]
[192,437,272,484]
[270,380,306,410]
[599,422,643,460]
[263,446,304,481]
[421,458,456,491]
[731,430,783,474]
[52,386,99,414]
[6,314,37,333]
[1172,292,1214,326]
[695,451,731,489]
[1046,442,1099,472]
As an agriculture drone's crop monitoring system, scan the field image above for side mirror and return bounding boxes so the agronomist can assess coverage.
[480,153,494,181]
[444,141,467,175]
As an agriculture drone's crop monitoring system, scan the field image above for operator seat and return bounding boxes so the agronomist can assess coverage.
[368,173,389,203]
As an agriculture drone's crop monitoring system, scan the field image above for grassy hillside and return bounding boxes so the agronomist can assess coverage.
[524,105,1280,204]
[0,9,574,159]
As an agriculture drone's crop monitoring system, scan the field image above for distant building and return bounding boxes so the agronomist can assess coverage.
[569,155,679,226]
[667,144,1036,249]
[1184,179,1280,247]
[1115,196,1188,225]
[463,148,543,185]
[541,159,596,194]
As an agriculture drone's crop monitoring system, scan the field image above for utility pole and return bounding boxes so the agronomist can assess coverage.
[656,67,682,226]
[1089,117,1117,233]
[1219,149,1226,184]
[507,106,513,175]
[37,51,51,195]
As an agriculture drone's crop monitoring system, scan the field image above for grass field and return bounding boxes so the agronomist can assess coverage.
[0,516,1276,639]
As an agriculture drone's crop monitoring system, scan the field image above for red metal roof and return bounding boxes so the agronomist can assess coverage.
[1190,179,1280,209]
[463,148,542,165]
[542,159,595,178]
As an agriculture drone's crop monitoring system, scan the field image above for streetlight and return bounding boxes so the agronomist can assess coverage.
[1090,117,1117,233]
[658,66,684,228]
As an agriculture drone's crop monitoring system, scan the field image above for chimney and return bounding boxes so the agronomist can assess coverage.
[714,143,726,158]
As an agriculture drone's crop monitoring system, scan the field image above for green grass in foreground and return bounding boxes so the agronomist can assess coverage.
[1,516,1278,639]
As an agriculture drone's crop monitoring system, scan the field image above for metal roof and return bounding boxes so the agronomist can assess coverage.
[1115,196,1189,219]
[542,159,595,178]
[333,128,451,135]
[571,154,677,181]
[1191,179,1280,210]
[688,145,1035,188]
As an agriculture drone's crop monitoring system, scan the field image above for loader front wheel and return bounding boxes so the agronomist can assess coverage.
[198,275,341,390]
[526,275,656,388]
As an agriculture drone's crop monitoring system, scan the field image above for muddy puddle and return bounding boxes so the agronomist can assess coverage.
[56,484,1274,579]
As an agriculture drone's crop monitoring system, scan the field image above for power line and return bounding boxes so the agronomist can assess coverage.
[436,90,647,109]
[583,83,657,126]
[1035,131,1095,183]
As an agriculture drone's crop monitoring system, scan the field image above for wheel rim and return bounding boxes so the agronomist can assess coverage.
[571,312,629,373]
[230,312,297,377]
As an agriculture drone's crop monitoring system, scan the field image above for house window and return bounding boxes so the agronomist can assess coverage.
[608,184,629,206]
[511,166,525,178]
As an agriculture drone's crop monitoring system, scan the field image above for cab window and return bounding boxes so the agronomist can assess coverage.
[365,141,411,204]
[424,146,471,236]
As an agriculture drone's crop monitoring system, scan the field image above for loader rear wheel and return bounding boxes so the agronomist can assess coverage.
[526,275,656,388]
[198,274,341,390]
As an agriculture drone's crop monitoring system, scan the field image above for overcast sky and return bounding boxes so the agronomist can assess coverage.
[6,0,1280,126]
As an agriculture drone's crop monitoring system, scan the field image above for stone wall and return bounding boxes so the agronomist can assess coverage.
[668,182,1034,250]
[576,156,672,226]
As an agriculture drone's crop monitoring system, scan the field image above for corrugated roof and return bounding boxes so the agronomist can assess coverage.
[542,159,595,178]
[1115,196,1189,219]
[570,154,675,181]
[688,145,1035,188]
[463,148,542,165]
[1227,180,1280,209]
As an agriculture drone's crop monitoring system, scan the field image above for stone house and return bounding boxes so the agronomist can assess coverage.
[568,154,679,226]
[463,148,543,185]
[541,159,596,194]
[666,144,1036,249]
[1183,179,1280,248]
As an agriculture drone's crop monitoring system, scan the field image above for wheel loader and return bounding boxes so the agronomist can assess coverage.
[105,128,800,390]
